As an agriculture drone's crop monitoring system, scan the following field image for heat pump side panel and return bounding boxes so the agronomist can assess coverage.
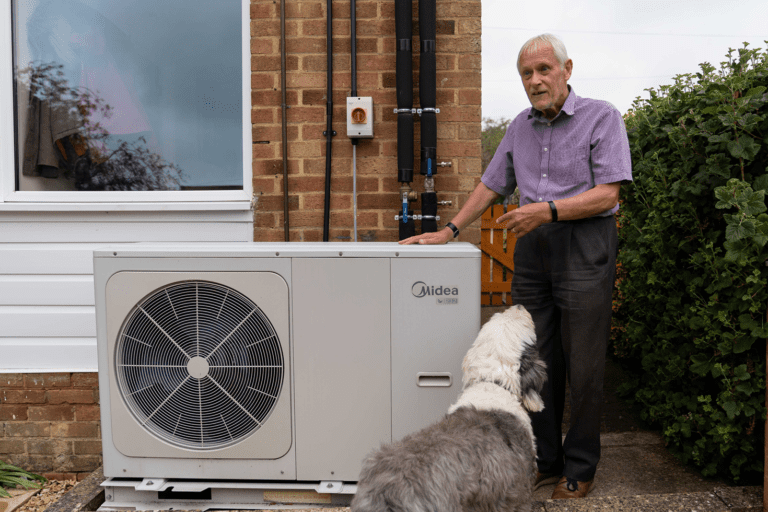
[390,253,481,440]
[95,256,297,480]
[292,257,392,482]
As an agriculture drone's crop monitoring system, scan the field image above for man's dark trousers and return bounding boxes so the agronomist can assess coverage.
[510,215,617,482]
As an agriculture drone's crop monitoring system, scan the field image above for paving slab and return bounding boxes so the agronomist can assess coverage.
[0,489,38,512]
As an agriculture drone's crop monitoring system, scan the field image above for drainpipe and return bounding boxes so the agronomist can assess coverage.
[322,0,336,242]
[280,0,289,241]
[394,0,416,240]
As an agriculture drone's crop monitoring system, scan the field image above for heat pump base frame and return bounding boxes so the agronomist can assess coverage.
[100,477,356,511]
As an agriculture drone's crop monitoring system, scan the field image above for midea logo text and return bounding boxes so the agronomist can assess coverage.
[411,281,459,298]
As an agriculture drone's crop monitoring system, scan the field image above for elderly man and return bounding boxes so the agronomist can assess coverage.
[400,33,632,499]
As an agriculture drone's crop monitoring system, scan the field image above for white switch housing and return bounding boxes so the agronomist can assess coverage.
[346,97,374,139]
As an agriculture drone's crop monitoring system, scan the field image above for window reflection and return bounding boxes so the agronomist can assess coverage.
[13,0,243,192]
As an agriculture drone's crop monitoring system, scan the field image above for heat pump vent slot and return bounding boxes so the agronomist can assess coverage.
[114,280,284,450]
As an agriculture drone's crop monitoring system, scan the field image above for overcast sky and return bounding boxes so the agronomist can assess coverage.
[482,0,768,123]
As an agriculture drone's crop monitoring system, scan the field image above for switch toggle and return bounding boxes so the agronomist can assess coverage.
[346,97,374,138]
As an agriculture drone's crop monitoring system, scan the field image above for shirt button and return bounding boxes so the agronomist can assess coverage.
[543,174,547,177]
[547,123,551,127]
[543,148,548,152]
[538,197,542,201]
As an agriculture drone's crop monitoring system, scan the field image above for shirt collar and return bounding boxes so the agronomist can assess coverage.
[527,85,577,122]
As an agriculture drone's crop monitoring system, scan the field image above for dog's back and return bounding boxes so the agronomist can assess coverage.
[351,406,536,512]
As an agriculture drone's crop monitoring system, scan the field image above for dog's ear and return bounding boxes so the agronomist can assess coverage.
[519,343,547,412]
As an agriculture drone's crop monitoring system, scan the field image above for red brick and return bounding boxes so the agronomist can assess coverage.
[251,73,276,90]
[251,38,275,55]
[24,374,72,389]
[251,55,280,72]
[285,2,323,18]
[74,405,101,422]
[254,229,287,242]
[301,19,349,37]
[459,89,482,105]
[17,455,53,473]
[4,422,50,437]
[303,193,351,210]
[252,108,276,124]
[0,439,25,454]
[458,18,481,35]
[0,374,23,388]
[59,455,102,473]
[358,193,399,210]
[356,1,379,18]
[0,405,28,421]
[2,390,46,404]
[286,37,326,54]
[71,374,98,388]
[253,125,282,141]
[51,422,100,439]
[289,211,325,228]
[250,19,280,38]
[28,439,72,456]
[28,405,75,421]
[250,3,275,19]
[286,107,324,124]
[252,143,277,159]
[47,389,95,405]
[73,440,102,455]
[253,212,277,228]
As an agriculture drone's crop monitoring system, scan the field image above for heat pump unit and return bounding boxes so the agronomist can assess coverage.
[94,242,480,510]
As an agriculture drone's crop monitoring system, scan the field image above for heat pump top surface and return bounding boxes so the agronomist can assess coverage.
[94,242,481,483]
[93,241,480,259]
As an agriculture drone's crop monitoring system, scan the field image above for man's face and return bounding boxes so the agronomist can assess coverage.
[518,43,573,120]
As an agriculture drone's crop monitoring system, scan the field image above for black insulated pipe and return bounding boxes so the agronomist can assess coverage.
[419,0,438,233]
[322,0,335,242]
[395,0,415,240]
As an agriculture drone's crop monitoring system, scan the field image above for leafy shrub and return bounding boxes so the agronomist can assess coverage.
[0,460,46,498]
[614,43,768,482]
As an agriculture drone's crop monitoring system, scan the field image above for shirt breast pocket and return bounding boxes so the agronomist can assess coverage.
[551,144,591,188]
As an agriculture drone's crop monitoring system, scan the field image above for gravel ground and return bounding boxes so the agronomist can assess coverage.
[14,481,75,512]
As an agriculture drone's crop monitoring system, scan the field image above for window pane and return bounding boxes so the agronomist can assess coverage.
[13,0,243,192]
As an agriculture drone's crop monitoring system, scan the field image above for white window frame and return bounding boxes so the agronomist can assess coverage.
[0,0,252,211]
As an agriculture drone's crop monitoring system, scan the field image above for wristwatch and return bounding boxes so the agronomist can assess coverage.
[445,222,460,238]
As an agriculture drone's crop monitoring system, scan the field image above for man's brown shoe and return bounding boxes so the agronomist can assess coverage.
[533,471,560,490]
[551,476,595,499]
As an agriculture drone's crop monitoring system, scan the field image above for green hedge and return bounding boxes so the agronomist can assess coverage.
[614,43,768,482]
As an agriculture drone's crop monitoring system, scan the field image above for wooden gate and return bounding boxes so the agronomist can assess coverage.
[481,204,517,306]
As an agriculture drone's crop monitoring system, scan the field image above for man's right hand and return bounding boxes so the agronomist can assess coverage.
[398,227,454,245]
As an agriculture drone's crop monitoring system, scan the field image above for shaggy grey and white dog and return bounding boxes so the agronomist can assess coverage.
[351,304,547,512]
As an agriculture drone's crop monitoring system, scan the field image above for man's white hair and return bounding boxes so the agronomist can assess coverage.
[517,33,569,73]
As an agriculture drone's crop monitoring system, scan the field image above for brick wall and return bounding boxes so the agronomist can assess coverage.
[0,373,100,480]
[251,0,483,243]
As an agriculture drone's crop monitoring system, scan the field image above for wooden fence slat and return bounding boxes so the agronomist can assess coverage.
[480,204,517,306]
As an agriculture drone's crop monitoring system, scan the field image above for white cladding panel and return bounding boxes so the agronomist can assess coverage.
[0,211,251,373]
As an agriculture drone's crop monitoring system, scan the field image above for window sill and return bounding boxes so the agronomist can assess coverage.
[0,201,252,212]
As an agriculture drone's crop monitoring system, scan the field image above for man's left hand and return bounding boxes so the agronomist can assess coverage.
[495,202,552,238]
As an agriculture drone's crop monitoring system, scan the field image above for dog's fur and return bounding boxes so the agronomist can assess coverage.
[351,305,547,512]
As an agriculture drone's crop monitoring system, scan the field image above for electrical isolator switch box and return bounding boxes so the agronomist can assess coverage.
[347,96,374,139]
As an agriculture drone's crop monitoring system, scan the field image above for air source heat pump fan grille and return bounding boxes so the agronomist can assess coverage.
[114,280,284,450]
